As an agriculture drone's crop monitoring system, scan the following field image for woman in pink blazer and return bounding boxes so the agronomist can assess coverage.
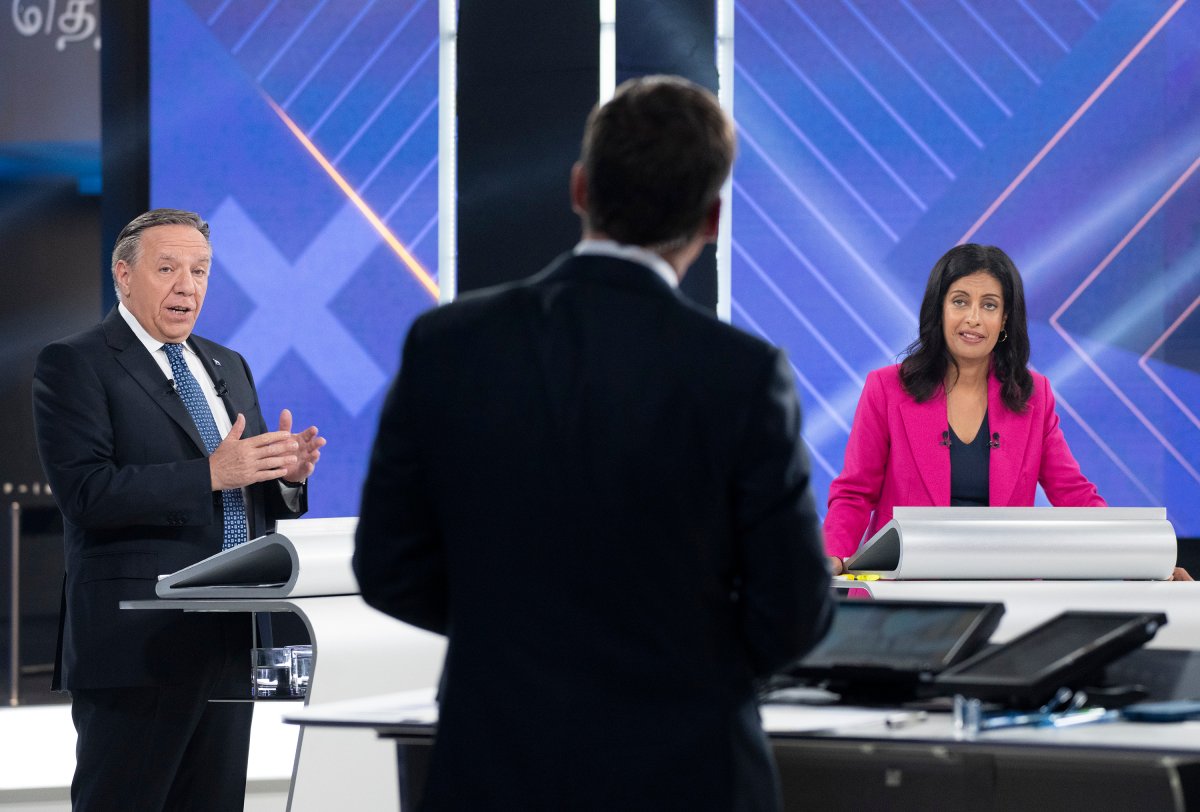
[824,244,1105,571]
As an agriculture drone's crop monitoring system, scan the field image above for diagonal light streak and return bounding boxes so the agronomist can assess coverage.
[733,237,864,391]
[283,0,379,109]
[737,4,927,211]
[738,130,918,325]
[1051,153,1200,324]
[1075,0,1100,21]
[408,211,438,254]
[1049,151,1200,485]
[734,180,899,359]
[737,63,899,239]
[362,96,438,191]
[1140,293,1200,432]
[266,95,438,299]
[960,0,1187,243]
[901,0,1012,117]
[784,0,957,177]
[207,0,235,26]
[383,154,439,221]
[730,298,842,480]
[258,0,329,83]
[231,0,281,56]
[1050,387,1159,504]
[841,0,983,151]
[309,0,428,136]
[335,37,437,163]
[1016,0,1071,53]
[957,0,1041,85]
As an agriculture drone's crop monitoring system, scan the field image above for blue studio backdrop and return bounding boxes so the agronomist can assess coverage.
[151,0,1200,536]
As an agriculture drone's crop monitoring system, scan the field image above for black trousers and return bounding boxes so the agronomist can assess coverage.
[69,685,253,811]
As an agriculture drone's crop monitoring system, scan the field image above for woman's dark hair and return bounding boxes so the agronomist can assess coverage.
[899,244,1033,412]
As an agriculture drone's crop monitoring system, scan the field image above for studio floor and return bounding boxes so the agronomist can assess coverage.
[0,697,298,811]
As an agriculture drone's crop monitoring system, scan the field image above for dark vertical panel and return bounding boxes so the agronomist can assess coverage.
[0,183,101,488]
[457,1,599,293]
[101,0,150,312]
[617,0,718,311]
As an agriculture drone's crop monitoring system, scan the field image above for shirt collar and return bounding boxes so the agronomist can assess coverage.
[118,301,194,357]
[573,239,679,289]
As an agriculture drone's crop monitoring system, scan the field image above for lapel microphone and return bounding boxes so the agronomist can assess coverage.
[988,432,1001,449]
[215,379,228,398]
[939,431,951,447]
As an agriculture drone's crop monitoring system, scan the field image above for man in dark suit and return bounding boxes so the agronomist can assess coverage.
[354,76,834,811]
[32,209,326,811]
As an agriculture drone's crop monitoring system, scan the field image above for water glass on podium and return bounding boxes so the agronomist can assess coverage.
[289,645,313,698]
[251,647,291,698]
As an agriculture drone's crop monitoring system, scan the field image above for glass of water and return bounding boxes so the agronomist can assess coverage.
[250,647,291,698]
[288,645,313,698]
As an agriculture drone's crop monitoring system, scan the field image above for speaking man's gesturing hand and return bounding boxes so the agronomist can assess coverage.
[209,414,299,490]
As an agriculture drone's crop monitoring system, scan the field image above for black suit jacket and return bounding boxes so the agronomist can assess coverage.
[33,308,306,689]
[354,254,834,810]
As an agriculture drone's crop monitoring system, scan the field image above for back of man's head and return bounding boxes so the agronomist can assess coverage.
[579,75,735,251]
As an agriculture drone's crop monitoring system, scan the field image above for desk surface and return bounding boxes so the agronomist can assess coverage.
[285,689,1200,756]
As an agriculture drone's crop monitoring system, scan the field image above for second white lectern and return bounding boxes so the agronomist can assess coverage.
[845,507,1177,580]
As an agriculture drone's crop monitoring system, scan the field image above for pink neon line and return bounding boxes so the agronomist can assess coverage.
[1139,293,1200,433]
[1053,153,1200,324]
[1050,387,1158,503]
[1047,152,1200,483]
[1052,324,1200,484]
[958,0,1187,244]
[1142,287,1200,362]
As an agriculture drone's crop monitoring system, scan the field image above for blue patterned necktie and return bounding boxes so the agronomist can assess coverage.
[164,343,249,550]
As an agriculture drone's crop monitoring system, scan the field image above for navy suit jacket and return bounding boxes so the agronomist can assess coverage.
[33,308,306,689]
[354,253,834,810]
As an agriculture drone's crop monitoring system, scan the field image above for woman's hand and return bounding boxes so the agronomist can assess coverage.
[829,556,845,576]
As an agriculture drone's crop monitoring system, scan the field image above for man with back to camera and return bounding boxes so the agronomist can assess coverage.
[353,76,835,810]
[32,208,326,811]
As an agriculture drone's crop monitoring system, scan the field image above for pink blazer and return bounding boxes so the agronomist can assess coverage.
[823,364,1105,558]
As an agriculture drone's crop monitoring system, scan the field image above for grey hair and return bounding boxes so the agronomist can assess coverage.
[110,209,211,297]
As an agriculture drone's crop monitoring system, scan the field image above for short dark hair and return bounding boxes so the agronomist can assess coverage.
[111,209,210,292]
[899,244,1033,412]
[579,75,735,249]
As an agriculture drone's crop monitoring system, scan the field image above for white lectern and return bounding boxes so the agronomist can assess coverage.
[123,517,446,812]
[845,506,1177,580]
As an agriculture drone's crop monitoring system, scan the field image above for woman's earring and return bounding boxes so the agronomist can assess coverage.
[998,329,1008,343]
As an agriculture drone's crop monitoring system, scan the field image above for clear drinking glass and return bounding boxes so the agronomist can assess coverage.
[288,645,313,698]
[251,647,291,698]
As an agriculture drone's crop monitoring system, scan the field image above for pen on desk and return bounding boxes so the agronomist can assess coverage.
[1047,708,1117,728]
[885,711,928,729]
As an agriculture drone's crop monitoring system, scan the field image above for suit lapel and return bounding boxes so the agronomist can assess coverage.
[900,384,951,505]
[103,310,207,454]
[988,372,1028,507]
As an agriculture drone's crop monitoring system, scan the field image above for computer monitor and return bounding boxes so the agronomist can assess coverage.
[784,599,1004,701]
[933,610,1168,708]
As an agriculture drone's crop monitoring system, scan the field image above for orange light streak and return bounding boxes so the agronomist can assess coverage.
[265,95,439,300]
